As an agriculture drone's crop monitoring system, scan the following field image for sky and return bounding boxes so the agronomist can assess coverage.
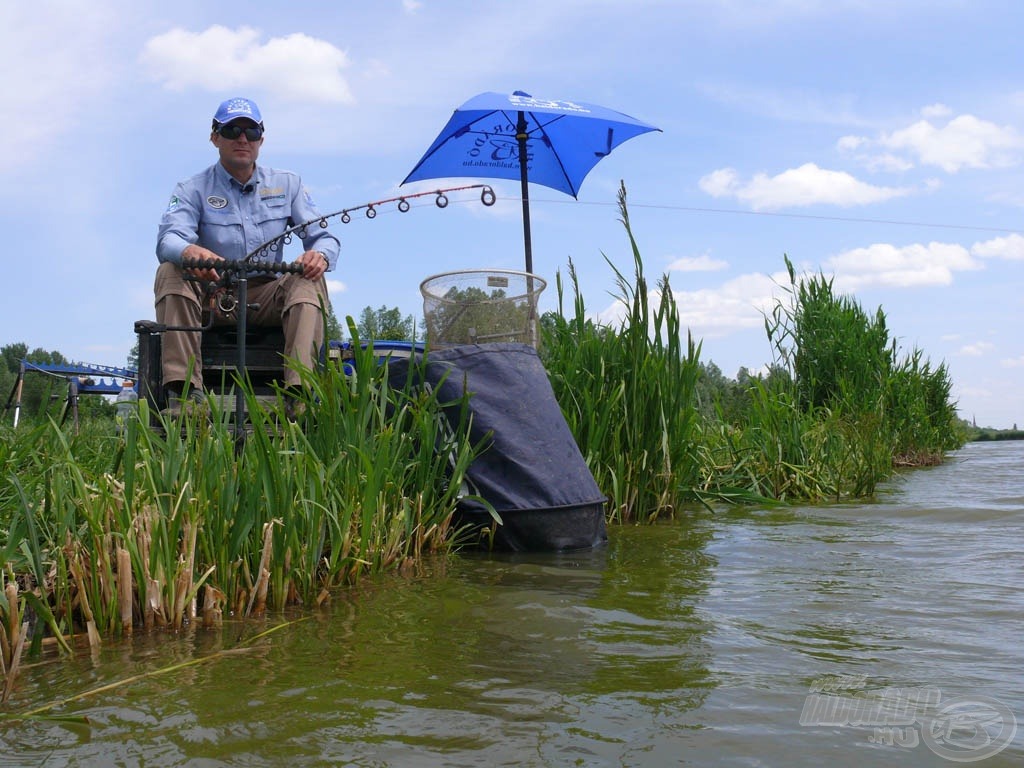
[2,0,1022,428]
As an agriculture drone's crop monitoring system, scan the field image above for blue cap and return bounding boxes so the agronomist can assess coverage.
[212,97,263,126]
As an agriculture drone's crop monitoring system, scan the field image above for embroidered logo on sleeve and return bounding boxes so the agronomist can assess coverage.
[166,195,180,213]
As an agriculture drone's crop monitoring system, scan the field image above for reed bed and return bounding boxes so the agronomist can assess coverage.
[542,185,704,523]
[0,184,964,699]
[542,183,964,512]
[0,344,477,687]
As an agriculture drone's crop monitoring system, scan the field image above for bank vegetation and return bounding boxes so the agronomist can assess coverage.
[1,184,963,693]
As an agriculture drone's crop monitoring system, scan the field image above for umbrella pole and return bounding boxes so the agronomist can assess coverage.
[516,112,533,275]
[516,112,539,347]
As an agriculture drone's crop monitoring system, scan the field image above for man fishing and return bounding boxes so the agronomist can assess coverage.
[154,97,339,411]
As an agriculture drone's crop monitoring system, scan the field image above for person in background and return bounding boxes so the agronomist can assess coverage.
[155,97,339,410]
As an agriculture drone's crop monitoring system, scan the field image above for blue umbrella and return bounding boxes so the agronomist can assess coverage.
[402,90,660,274]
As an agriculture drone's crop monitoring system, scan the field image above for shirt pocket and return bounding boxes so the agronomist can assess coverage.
[202,215,245,258]
[254,197,291,246]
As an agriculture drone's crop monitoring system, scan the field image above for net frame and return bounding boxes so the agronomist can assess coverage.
[420,269,547,348]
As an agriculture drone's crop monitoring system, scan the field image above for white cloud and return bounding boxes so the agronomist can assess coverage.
[699,163,909,210]
[837,135,866,152]
[403,0,424,11]
[985,188,1024,208]
[595,270,786,338]
[0,1,119,172]
[880,114,1022,173]
[863,153,914,173]
[670,271,785,337]
[698,168,741,198]
[839,107,1023,174]
[1001,356,1024,368]
[140,26,354,104]
[825,241,982,289]
[838,136,913,172]
[667,253,729,272]
[959,341,995,356]
[970,233,1024,261]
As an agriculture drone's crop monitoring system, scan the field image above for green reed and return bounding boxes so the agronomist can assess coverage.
[542,182,704,522]
[712,255,964,500]
[707,379,892,502]
[0,339,477,661]
[541,191,963,511]
[885,349,962,465]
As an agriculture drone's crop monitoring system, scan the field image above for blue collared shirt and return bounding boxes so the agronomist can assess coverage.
[156,163,340,269]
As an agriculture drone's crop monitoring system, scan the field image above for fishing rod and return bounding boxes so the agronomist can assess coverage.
[244,183,497,263]
[180,181,498,340]
[167,184,496,439]
[177,183,498,323]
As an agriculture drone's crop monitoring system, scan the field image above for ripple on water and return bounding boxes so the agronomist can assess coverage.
[3,442,1023,767]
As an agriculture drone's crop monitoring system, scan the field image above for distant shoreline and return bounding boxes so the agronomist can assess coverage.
[969,429,1024,442]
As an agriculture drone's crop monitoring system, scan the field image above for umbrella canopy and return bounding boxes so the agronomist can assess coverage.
[402,90,660,273]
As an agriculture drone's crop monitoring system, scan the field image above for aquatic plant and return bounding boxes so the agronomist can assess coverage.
[542,188,964,509]
[542,183,704,522]
[0,341,477,678]
[0,186,968,698]
[885,349,963,464]
[721,255,964,499]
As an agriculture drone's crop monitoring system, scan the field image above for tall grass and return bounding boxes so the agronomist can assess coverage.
[542,183,704,522]
[0,340,477,666]
[543,190,964,509]
[706,255,962,499]
[886,350,961,465]
[0,186,967,692]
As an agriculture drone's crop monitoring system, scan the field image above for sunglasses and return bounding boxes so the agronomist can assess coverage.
[216,123,264,141]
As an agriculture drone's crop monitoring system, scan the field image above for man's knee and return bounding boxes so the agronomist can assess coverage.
[155,262,204,304]
[155,291,202,326]
[282,275,329,307]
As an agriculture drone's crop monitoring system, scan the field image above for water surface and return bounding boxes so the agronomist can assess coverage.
[3,441,1022,766]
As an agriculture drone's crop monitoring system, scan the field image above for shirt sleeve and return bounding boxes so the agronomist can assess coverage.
[292,183,341,271]
[156,182,202,265]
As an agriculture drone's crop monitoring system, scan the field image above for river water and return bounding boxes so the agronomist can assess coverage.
[3,440,1022,766]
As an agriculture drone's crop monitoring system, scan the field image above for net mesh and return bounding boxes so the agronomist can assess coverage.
[420,269,547,347]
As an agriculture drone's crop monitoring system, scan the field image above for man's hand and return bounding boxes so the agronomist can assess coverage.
[181,245,225,282]
[297,249,330,281]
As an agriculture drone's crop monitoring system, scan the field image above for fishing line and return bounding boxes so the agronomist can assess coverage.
[244,182,1021,241]
[523,196,1023,236]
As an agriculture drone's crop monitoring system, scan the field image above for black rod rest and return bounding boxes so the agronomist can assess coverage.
[144,257,307,441]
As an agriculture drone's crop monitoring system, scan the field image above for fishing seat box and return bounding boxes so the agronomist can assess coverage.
[134,320,285,412]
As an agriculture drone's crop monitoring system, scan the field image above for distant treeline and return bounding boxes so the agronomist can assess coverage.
[0,344,115,422]
[969,429,1024,442]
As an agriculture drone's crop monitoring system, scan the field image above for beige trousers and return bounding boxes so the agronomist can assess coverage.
[154,261,330,388]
